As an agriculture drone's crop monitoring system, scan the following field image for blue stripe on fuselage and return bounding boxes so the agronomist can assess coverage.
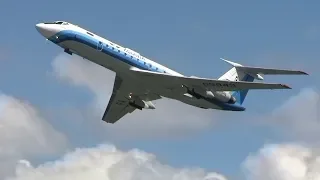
[48,30,165,73]
[48,30,245,111]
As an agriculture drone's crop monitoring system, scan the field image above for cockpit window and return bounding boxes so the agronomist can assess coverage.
[43,21,69,25]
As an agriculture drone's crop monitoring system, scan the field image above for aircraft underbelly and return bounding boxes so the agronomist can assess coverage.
[162,92,222,110]
[180,98,221,109]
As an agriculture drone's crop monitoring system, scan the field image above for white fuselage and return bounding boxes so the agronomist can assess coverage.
[48,22,182,77]
[35,21,246,111]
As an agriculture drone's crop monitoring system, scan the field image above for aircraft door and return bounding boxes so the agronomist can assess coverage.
[97,41,103,51]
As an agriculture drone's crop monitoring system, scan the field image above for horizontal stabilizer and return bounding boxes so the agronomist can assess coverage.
[221,58,308,80]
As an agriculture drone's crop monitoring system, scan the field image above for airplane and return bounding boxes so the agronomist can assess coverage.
[35,21,308,124]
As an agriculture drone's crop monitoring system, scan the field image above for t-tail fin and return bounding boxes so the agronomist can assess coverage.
[218,58,308,105]
[218,61,255,105]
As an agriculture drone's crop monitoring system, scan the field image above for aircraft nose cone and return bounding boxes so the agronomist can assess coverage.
[35,23,57,38]
[35,23,43,30]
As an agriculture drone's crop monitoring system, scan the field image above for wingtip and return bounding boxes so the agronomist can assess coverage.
[103,119,115,124]
[220,57,227,61]
[298,71,309,75]
[280,84,292,89]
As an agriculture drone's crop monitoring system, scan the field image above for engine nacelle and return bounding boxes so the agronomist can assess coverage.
[186,88,236,104]
[211,91,236,104]
[129,99,156,110]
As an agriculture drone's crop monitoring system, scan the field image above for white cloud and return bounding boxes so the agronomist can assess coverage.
[261,88,320,142]
[241,88,320,180]
[0,93,68,178]
[6,143,228,180]
[243,143,320,180]
[0,92,227,180]
[51,53,222,138]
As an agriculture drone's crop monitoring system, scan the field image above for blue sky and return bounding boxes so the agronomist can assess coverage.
[0,1,319,179]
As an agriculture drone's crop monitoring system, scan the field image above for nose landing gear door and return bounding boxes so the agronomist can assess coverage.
[97,41,103,51]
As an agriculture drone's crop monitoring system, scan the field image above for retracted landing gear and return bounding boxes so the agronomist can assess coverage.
[64,48,72,55]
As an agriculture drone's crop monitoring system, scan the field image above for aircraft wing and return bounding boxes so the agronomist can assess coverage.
[102,75,161,124]
[102,90,136,124]
[130,68,291,92]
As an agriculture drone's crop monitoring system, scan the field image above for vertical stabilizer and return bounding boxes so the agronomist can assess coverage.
[218,64,254,105]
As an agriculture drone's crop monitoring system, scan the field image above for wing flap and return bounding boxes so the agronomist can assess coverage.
[102,97,136,124]
[102,75,161,124]
[102,76,135,123]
